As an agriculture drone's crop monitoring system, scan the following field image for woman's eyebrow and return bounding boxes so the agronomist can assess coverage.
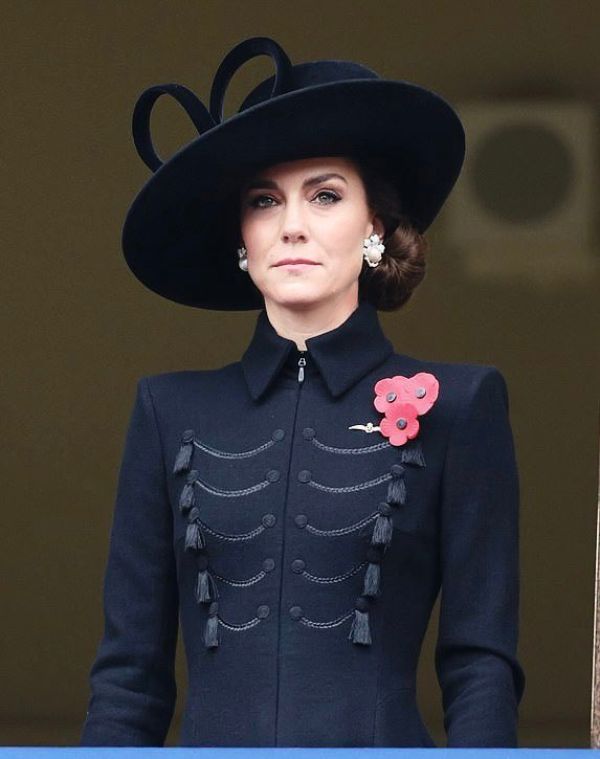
[242,173,348,192]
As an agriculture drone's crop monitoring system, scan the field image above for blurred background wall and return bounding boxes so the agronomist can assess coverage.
[2,0,599,747]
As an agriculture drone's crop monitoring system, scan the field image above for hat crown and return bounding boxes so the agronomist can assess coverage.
[239,60,380,114]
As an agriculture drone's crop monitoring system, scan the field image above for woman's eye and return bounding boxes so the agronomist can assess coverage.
[314,190,340,205]
[246,190,340,209]
[248,195,277,209]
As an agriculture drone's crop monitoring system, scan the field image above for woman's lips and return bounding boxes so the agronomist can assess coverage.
[275,260,319,268]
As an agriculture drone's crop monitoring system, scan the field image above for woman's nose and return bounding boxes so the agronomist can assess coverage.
[282,228,307,243]
[281,198,308,243]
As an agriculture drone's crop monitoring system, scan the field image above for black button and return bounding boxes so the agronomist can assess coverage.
[266,469,280,483]
[415,387,426,398]
[390,464,405,476]
[294,514,308,529]
[257,605,270,619]
[188,506,200,521]
[186,468,199,483]
[182,429,195,442]
[302,427,315,440]
[289,605,303,620]
[396,418,407,430]
[298,469,311,483]
[291,558,305,574]
[385,392,397,402]
[272,428,285,441]
[262,513,276,528]
[262,558,275,573]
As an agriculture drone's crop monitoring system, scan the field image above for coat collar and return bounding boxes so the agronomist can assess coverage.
[241,301,395,401]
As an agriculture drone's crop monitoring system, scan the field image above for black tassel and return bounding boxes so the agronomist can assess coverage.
[401,442,426,467]
[179,483,195,512]
[387,464,406,506]
[363,546,383,597]
[348,597,372,646]
[178,469,198,513]
[204,602,219,649]
[372,502,393,548]
[173,429,195,473]
[195,553,218,603]
[372,515,392,547]
[363,563,381,597]
[185,520,206,552]
[195,569,218,602]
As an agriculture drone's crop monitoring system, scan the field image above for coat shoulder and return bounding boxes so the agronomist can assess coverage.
[387,351,510,413]
[391,349,501,375]
[138,363,243,401]
[390,351,507,386]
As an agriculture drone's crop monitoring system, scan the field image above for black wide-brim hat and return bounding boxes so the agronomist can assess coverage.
[122,36,465,311]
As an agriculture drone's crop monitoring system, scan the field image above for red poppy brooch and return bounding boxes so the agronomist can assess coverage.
[349,372,439,446]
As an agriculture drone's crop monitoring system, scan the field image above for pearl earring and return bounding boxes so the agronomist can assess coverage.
[237,245,248,272]
[362,234,385,267]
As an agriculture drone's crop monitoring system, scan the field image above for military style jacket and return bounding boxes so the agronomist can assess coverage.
[80,300,525,748]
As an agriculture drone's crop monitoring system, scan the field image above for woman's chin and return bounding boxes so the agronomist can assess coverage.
[264,286,327,310]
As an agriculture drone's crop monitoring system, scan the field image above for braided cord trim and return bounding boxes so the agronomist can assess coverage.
[305,512,378,537]
[302,561,366,585]
[192,476,270,498]
[307,472,391,494]
[311,436,391,454]
[193,438,275,459]
[212,570,266,588]
[199,520,266,542]
[299,610,354,629]
[218,616,261,631]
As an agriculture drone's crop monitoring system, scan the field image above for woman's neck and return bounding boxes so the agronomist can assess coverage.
[264,296,360,351]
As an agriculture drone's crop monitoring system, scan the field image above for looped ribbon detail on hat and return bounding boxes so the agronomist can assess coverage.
[131,38,293,173]
[132,83,215,172]
[209,36,293,124]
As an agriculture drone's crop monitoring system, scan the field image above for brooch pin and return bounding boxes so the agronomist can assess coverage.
[349,372,439,446]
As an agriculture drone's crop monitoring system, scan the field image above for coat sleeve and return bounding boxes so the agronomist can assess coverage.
[435,366,526,747]
[79,376,179,746]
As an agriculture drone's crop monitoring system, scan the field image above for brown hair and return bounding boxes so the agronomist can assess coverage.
[353,156,429,311]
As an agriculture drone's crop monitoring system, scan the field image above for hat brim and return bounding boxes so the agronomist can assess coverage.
[122,78,465,311]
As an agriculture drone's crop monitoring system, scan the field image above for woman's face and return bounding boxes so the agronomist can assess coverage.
[239,156,383,311]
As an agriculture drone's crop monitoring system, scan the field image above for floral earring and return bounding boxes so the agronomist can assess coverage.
[237,245,248,271]
[362,233,385,267]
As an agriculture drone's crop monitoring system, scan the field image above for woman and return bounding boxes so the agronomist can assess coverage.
[80,36,525,747]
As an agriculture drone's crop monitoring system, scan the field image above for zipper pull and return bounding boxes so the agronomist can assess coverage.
[297,353,306,383]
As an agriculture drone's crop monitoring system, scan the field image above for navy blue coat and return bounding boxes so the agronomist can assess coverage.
[80,300,525,747]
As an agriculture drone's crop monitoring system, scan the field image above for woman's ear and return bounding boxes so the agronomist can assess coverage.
[370,215,386,239]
